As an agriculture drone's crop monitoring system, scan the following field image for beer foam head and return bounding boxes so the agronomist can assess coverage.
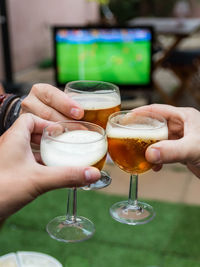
[41,130,107,166]
[107,118,168,140]
[70,93,121,110]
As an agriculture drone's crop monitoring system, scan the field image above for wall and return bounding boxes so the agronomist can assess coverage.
[0,0,99,80]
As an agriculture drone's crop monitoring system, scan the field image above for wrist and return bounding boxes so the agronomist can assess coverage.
[0,94,26,135]
[0,94,18,135]
[4,97,21,131]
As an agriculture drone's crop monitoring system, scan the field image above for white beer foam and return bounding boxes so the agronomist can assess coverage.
[41,130,107,167]
[106,122,168,140]
[70,93,120,110]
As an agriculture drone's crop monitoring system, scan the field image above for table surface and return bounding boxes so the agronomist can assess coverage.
[128,17,200,36]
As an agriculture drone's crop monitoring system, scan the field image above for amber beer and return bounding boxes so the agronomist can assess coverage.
[107,121,168,174]
[71,94,121,129]
[84,105,121,129]
[108,136,158,174]
[93,154,107,170]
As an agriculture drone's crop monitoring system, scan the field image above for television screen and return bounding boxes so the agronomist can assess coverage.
[53,26,153,89]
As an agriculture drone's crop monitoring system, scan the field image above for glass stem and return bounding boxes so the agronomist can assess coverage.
[66,188,77,222]
[128,174,139,206]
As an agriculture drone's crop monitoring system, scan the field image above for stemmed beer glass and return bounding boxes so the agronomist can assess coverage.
[65,80,121,189]
[106,110,168,225]
[40,121,107,242]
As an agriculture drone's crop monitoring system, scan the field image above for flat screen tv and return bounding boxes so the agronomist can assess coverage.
[53,26,153,90]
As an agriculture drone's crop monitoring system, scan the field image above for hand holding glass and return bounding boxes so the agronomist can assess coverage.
[40,121,107,242]
[106,110,168,225]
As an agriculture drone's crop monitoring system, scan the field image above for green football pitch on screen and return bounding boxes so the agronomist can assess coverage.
[57,41,151,85]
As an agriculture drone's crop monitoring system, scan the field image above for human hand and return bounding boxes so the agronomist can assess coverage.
[133,104,200,178]
[20,83,84,121]
[0,114,100,219]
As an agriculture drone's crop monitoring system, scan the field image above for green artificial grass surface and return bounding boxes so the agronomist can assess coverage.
[1,189,200,267]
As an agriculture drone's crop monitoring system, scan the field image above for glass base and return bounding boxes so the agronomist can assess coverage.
[82,171,112,190]
[110,200,155,225]
[46,215,95,243]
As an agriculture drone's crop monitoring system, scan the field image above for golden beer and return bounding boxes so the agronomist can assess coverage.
[84,104,121,129]
[65,80,121,129]
[107,112,168,174]
[93,154,107,170]
[71,94,121,129]
[108,137,157,174]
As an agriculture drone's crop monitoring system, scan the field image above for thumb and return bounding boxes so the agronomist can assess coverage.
[33,166,101,193]
[146,139,188,164]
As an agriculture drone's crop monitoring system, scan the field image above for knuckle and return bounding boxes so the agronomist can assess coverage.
[149,103,157,108]
[41,89,54,106]
[20,98,31,112]
[183,107,197,116]
[31,83,53,105]
[67,168,85,186]
[31,83,44,91]
[40,107,53,120]
[147,103,159,112]
[31,83,42,95]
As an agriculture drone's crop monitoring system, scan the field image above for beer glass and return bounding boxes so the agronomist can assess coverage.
[65,80,121,189]
[40,121,107,242]
[107,110,168,225]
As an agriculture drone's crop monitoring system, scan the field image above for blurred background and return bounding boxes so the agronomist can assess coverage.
[1,0,200,107]
[1,0,200,266]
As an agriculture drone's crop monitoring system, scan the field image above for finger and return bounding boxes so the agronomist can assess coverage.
[132,104,185,121]
[7,114,52,147]
[145,139,189,164]
[23,84,84,120]
[21,95,74,122]
[19,114,53,134]
[34,166,101,192]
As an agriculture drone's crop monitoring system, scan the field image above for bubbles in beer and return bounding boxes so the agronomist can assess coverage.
[107,116,168,174]
[41,130,107,167]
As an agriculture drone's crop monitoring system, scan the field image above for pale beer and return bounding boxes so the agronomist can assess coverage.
[41,129,107,170]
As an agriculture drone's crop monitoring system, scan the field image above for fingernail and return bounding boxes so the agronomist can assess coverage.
[148,148,161,163]
[70,107,81,119]
[84,168,100,182]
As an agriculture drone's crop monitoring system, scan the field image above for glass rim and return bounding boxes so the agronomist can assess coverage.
[65,80,119,94]
[43,120,106,144]
[108,110,167,130]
